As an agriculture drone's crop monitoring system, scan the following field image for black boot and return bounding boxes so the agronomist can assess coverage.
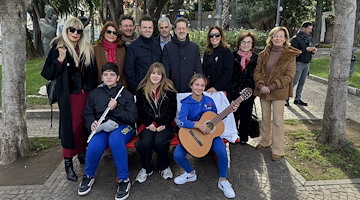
[64,157,77,182]
[78,151,86,165]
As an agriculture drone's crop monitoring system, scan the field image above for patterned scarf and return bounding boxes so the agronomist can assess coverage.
[102,39,117,63]
[237,50,252,71]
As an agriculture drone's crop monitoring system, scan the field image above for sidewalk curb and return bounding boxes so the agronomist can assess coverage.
[308,74,360,97]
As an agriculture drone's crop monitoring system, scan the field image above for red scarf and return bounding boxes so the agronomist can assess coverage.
[237,50,252,71]
[102,40,117,63]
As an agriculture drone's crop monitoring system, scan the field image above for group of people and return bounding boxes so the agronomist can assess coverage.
[41,12,316,199]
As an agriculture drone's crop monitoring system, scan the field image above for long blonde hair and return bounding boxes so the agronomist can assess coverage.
[137,62,177,103]
[265,26,291,48]
[51,17,94,67]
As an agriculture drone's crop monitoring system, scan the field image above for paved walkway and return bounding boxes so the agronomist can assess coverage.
[1,78,360,200]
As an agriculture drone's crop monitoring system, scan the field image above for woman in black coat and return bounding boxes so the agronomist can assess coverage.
[232,31,258,145]
[202,25,233,99]
[41,17,98,182]
[134,62,177,183]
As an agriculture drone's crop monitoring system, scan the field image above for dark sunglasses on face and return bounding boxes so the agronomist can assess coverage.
[105,30,118,36]
[68,27,83,35]
[208,33,221,38]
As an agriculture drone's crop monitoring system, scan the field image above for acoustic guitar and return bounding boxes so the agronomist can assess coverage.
[178,88,253,158]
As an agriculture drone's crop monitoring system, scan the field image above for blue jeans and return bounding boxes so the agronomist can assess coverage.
[293,62,310,101]
[85,125,134,180]
[173,137,228,178]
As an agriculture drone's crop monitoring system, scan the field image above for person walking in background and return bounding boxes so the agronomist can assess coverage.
[135,62,177,183]
[125,15,162,94]
[41,17,98,182]
[94,21,127,88]
[253,27,301,161]
[119,14,138,47]
[232,31,258,145]
[155,16,173,50]
[202,26,233,98]
[79,63,137,200]
[162,18,202,92]
[174,73,238,199]
[286,21,317,106]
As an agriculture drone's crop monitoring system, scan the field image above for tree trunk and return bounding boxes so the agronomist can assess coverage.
[313,0,323,45]
[169,0,184,23]
[354,0,360,42]
[0,0,29,165]
[107,0,123,27]
[317,0,356,148]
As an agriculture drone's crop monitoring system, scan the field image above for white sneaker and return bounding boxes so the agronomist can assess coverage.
[160,166,173,180]
[218,180,236,199]
[135,168,153,183]
[174,171,197,185]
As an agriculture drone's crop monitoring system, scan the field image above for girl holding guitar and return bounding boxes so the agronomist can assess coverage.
[174,73,239,199]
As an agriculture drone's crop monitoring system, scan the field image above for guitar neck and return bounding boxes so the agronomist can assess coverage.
[210,96,244,126]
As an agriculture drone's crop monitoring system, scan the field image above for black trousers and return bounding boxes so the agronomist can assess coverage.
[234,95,256,142]
[135,126,174,172]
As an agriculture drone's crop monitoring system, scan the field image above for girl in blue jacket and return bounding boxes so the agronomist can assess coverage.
[174,73,238,199]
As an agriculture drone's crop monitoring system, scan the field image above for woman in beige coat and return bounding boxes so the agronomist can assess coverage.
[253,26,301,161]
[94,21,127,88]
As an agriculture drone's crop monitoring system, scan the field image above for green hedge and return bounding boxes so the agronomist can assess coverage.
[189,28,268,54]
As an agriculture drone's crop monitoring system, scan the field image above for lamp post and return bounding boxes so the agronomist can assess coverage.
[214,0,221,26]
[275,0,281,26]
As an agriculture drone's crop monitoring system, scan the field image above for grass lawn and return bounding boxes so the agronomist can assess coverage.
[285,119,360,181]
[310,52,360,88]
[0,58,48,107]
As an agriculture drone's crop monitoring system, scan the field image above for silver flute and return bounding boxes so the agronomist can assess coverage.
[87,86,124,143]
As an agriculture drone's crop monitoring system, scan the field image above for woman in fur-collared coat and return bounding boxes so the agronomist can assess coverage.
[253,26,301,161]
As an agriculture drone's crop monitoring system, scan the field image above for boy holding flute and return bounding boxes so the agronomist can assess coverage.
[79,62,137,200]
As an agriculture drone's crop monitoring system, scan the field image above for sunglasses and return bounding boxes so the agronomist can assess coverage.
[208,33,221,38]
[68,27,83,35]
[105,30,118,36]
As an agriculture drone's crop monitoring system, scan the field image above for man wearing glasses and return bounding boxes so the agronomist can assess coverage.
[162,18,202,92]
[119,14,138,47]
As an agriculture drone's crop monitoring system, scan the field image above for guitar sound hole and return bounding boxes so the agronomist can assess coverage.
[206,122,214,131]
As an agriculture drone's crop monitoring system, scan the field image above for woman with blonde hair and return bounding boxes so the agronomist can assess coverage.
[135,62,177,183]
[202,26,233,98]
[41,17,98,182]
[94,21,127,87]
[253,27,301,161]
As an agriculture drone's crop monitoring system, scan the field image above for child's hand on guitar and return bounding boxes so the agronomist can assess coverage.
[230,101,240,112]
[194,123,210,135]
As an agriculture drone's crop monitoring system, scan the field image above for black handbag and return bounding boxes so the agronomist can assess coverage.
[46,80,57,127]
[46,80,57,105]
[248,103,260,138]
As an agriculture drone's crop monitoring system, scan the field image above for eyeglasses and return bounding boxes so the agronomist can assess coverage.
[240,41,253,44]
[208,33,221,38]
[68,27,83,35]
[272,35,285,39]
[105,30,118,36]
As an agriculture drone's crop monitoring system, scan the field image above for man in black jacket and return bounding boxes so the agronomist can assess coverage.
[162,18,202,92]
[125,15,161,93]
[288,21,317,106]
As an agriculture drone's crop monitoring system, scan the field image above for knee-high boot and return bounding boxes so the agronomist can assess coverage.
[64,157,77,182]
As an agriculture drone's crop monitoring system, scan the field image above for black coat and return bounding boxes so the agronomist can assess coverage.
[162,35,202,93]
[41,44,98,149]
[291,31,313,63]
[82,84,137,132]
[124,36,162,93]
[135,89,177,127]
[202,46,233,92]
[231,52,258,100]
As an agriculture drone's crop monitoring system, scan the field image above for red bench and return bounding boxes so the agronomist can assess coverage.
[125,133,180,148]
